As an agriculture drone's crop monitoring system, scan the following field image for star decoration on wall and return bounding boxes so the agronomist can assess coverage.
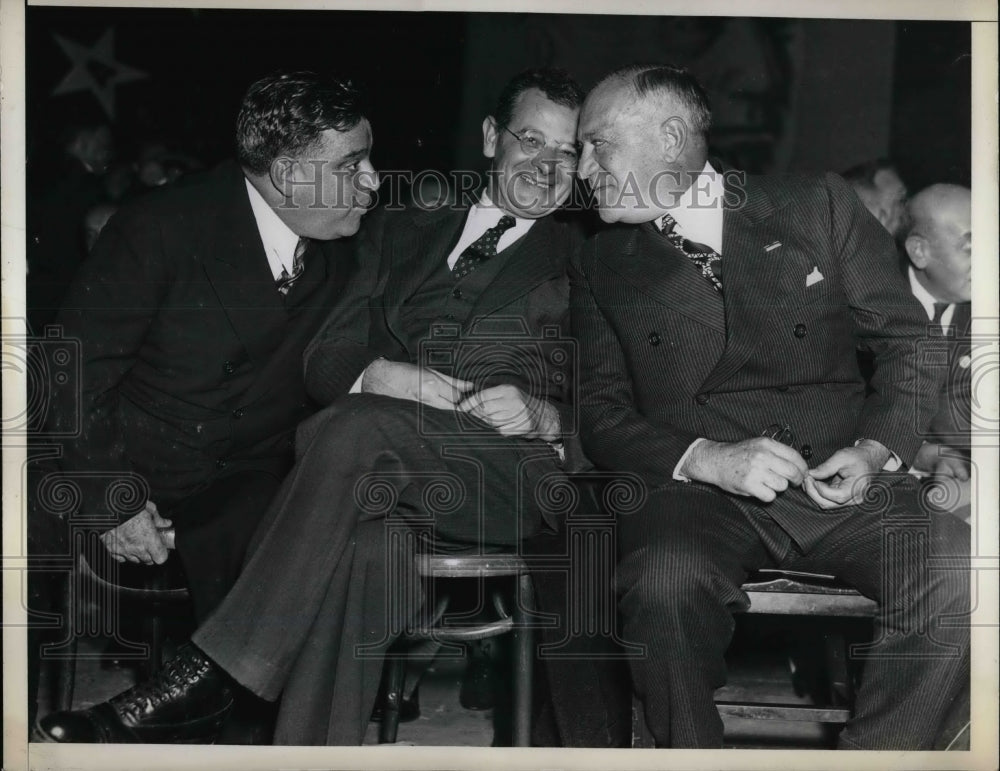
[52,28,148,118]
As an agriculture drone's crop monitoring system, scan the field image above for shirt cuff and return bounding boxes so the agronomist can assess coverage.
[673,437,707,482]
[853,438,902,471]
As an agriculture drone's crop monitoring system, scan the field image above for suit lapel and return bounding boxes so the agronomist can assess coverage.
[382,207,466,342]
[200,170,289,366]
[595,222,726,334]
[466,216,563,321]
[699,182,787,393]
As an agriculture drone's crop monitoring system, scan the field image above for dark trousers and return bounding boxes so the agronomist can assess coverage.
[192,394,568,744]
[171,470,285,622]
[618,479,970,749]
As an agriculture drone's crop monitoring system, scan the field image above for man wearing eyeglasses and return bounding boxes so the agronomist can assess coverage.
[37,67,627,748]
[571,64,969,750]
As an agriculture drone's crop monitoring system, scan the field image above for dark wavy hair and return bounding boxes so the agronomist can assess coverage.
[236,70,366,174]
[492,67,584,129]
[601,63,712,135]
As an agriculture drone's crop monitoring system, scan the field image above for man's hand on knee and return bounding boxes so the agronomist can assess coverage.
[682,438,808,502]
[804,439,890,509]
[457,385,561,441]
[100,501,173,565]
[361,359,472,410]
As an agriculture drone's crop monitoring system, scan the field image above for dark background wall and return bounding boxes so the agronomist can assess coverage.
[26,7,970,189]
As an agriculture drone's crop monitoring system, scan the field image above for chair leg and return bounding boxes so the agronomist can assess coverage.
[512,573,534,747]
[824,632,851,706]
[379,656,406,743]
[55,572,77,711]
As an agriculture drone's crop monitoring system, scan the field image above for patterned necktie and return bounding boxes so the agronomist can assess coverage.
[276,237,310,296]
[451,215,516,279]
[660,213,723,293]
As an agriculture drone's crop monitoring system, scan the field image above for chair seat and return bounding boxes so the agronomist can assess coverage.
[741,569,877,617]
[415,553,530,578]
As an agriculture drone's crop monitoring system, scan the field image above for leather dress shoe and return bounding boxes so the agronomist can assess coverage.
[33,643,233,743]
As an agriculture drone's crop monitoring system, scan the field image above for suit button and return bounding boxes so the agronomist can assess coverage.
[232,407,245,419]
[800,444,813,460]
[794,324,807,338]
[452,288,463,300]
[223,360,235,375]
[776,385,789,392]
[216,458,228,469]
[695,393,709,405]
[648,332,661,346]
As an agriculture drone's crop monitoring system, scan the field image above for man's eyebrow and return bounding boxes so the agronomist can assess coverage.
[335,146,370,165]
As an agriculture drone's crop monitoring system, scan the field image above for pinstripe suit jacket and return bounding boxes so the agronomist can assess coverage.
[571,172,938,550]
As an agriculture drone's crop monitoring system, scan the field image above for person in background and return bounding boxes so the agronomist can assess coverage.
[842,158,908,240]
[902,183,973,519]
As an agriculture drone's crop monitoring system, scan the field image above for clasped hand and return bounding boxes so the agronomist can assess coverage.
[684,437,888,510]
[100,500,173,565]
[361,359,559,440]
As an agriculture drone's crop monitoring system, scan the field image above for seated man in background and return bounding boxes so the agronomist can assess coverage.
[572,63,969,749]
[37,67,628,748]
[901,183,973,518]
[842,158,908,240]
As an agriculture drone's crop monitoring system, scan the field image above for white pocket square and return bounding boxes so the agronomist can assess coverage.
[806,266,824,287]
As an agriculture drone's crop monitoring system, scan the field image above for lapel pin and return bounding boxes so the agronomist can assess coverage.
[764,241,782,252]
[806,266,825,287]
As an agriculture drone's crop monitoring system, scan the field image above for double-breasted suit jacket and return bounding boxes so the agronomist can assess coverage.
[44,161,359,618]
[571,171,937,550]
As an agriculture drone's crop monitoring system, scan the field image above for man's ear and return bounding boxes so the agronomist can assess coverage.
[905,234,929,269]
[660,116,688,163]
[482,116,499,160]
[268,155,298,198]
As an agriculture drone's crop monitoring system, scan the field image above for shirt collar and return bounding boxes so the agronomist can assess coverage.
[908,265,957,327]
[245,177,301,279]
[659,160,724,254]
[444,191,536,270]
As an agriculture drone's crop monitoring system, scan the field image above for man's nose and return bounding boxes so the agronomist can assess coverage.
[356,161,380,192]
[578,145,598,182]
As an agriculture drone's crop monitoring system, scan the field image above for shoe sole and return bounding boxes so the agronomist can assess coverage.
[30,702,232,744]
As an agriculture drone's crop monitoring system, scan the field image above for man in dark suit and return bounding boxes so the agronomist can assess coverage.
[39,70,378,622]
[571,64,969,749]
[902,184,973,518]
[37,68,625,747]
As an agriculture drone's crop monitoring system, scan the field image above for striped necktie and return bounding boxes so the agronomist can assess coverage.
[276,237,310,296]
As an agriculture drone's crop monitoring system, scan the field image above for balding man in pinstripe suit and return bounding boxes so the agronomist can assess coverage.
[571,64,970,749]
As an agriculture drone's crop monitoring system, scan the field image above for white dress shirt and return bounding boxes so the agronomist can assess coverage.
[245,177,301,281]
[908,265,956,329]
[657,160,725,253]
[445,191,535,269]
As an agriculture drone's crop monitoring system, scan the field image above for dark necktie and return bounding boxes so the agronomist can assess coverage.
[660,213,723,293]
[276,237,310,296]
[930,301,950,335]
[451,215,516,279]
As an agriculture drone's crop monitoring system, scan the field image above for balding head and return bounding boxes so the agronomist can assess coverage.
[578,64,713,223]
[903,184,972,303]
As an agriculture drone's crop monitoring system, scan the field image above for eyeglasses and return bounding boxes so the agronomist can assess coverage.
[761,423,796,447]
[501,125,579,169]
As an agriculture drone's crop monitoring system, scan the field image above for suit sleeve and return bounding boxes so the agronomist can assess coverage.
[302,212,393,404]
[570,240,702,484]
[825,172,941,464]
[51,209,171,523]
